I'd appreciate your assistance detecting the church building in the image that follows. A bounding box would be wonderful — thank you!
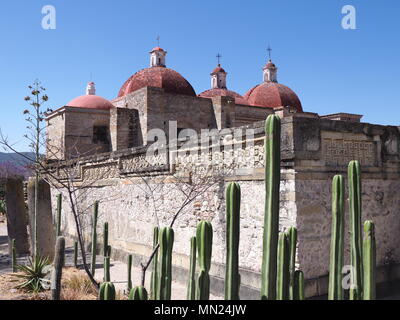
[46,46,361,159]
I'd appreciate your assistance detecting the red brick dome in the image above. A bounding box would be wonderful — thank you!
[198,88,249,105]
[244,82,302,112]
[67,95,114,110]
[118,66,196,98]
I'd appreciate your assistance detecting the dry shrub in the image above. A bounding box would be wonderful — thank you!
[60,267,97,300]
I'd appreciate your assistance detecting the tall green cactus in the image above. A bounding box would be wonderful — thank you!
[74,241,78,268]
[99,282,116,300]
[104,256,111,282]
[276,232,290,300]
[156,227,174,300]
[11,238,16,273]
[196,221,213,300]
[51,236,65,300]
[129,286,148,300]
[225,182,241,300]
[261,114,281,300]
[348,160,363,300]
[187,236,197,300]
[363,220,376,300]
[91,201,99,276]
[150,226,159,300]
[127,254,133,292]
[328,175,345,300]
[103,222,109,258]
[293,270,305,300]
[56,194,62,237]
[286,227,297,300]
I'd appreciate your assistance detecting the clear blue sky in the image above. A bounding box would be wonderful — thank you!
[0,0,399,151]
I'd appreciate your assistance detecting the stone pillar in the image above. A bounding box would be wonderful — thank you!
[27,178,55,260]
[212,96,236,129]
[5,178,30,255]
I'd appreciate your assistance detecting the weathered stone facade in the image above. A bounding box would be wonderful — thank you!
[46,86,278,161]
[48,115,400,298]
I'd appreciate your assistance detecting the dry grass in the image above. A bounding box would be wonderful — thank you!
[60,267,97,300]
[0,267,98,300]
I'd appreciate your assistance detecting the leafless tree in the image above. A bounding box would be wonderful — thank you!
[135,161,233,287]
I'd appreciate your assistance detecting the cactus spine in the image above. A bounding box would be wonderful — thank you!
[150,226,159,300]
[129,286,148,300]
[225,182,241,300]
[276,232,290,300]
[99,282,116,300]
[286,227,297,300]
[74,241,78,268]
[103,221,109,258]
[363,220,376,300]
[293,270,305,300]
[187,236,197,300]
[261,114,281,300]
[91,201,99,276]
[328,175,345,300]
[11,238,16,273]
[348,160,363,300]
[51,236,65,300]
[127,254,133,292]
[196,221,213,300]
[56,194,62,237]
[156,227,174,300]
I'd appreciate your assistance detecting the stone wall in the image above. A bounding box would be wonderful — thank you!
[48,116,400,297]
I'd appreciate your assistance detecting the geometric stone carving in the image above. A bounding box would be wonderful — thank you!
[323,138,377,167]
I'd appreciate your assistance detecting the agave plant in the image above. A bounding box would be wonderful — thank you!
[13,255,51,293]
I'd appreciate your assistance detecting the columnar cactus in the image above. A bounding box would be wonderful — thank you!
[293,270,305,300]
[196,221,213,300]
[99,282,116,300]
[150,226,159,300]
[225,182,241,300]
[156,227,174,300]
[56,194,62,237]
[286,227,297,300]
[99,245,115,300]
[363,220,376,300]
[328,175,345,300]
[104,256,111,282]
[261,114,281,300]
[11,238,16,273]
[187,236,197,300]
[276,232,290,300]
[74,241,78,268]
[129,286,148,300]
[103,221,109,258]
[348,160,363,300]
[91,201,99,276]
[51,236,65,300]
[127,254,133,292]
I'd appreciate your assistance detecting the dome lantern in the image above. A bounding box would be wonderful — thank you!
[263,60,278,83]
[150,47,167,67]
[86,81,96,95]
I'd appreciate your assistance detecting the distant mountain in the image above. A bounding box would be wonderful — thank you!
[0,152,35,164]
[0,152,35,179]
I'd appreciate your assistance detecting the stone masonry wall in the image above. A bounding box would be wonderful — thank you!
[48,116,400,297]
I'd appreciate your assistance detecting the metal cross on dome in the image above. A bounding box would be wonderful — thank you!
[156,35,160,47]
[216,53,222,65]
[267,45,272,60]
